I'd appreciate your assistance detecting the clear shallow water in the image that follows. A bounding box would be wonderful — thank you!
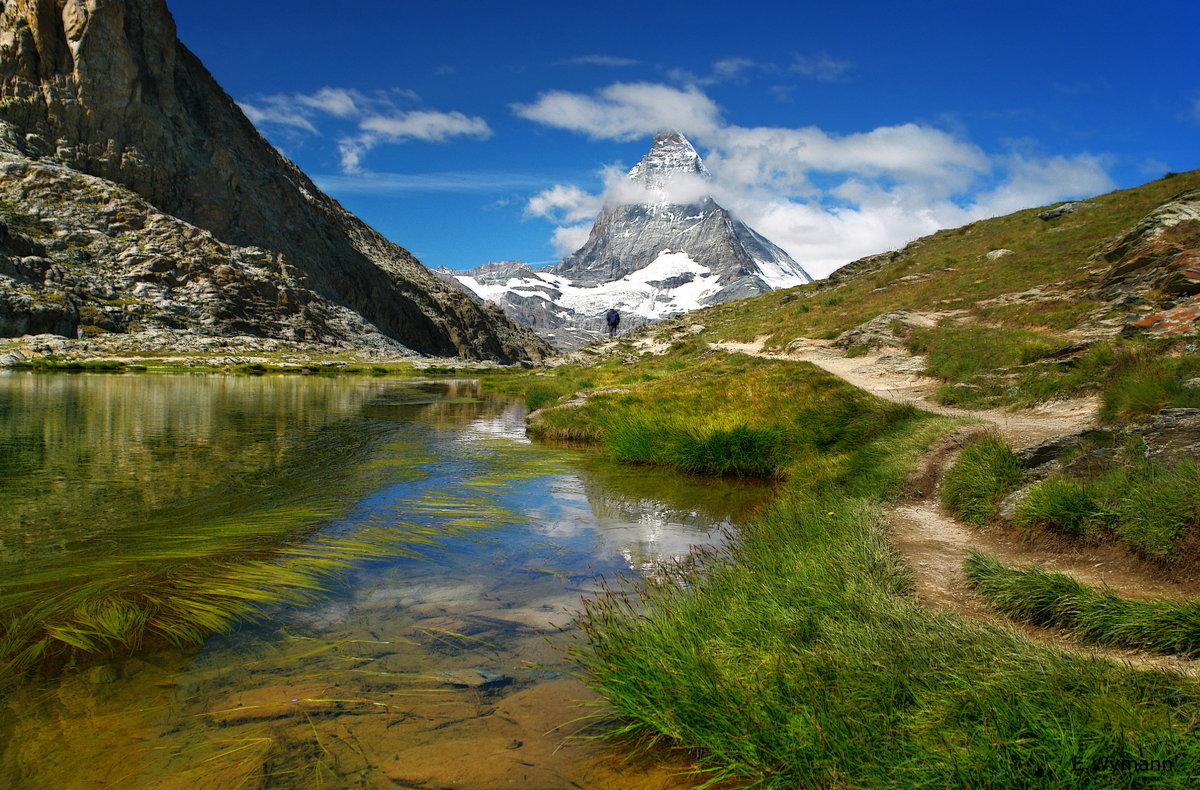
[0,373,772,788]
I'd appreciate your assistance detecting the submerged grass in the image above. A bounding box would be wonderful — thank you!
[0,380,538,682]
[965,550,1200,657]
[0,453,418,680]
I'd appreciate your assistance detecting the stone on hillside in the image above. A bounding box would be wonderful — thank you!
[1010,410,1200,488]
[986,249,1014,260]
[998,486,1034,521]
[1093,189,1200,337]
[1014,428,1114,471]
[1139,408,1200,464]
[834,311,938,351]
[1038,202,1096,220]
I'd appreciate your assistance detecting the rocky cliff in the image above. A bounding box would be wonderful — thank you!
[1091,188,1200,336]
[0,0,550,361]
[454,132,812,350]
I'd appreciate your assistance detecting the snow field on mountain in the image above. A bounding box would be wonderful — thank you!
[752,256,809,290]
[456,249,721,320]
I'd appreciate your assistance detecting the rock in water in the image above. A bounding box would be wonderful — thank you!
[0,0,550,362]
[436,668,512,688]
[453,131,812,349]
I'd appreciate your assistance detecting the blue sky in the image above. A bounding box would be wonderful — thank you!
[172,0,1199,278]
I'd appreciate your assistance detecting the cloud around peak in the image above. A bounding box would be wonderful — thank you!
[513,81,1115,275]
[512,82,721,141]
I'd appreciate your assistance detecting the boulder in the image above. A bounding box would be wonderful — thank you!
[1038,202,1096,221]
[437,668,513,688]
[834,310,938,351]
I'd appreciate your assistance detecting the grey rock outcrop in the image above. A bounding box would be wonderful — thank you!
[0,0,549,362]
[1014,410,1200,476]
[1089,188,1200,339]
[833,310,939,351]
[1037,202,1096,221]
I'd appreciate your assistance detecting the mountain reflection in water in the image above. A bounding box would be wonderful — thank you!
[0,373,772,788]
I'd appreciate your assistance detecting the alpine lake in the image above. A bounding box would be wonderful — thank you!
[0,372,774,789]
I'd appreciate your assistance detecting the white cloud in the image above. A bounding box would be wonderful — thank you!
[512,82,721,141]
[295,87,363,118]
[790,52,853,81]
[526,184,605,223]
[550,224,594,256]
[337,137,370,174]
[668,55,851,88]
[708,124,989,193]
[359,110,491,142]
[715,152,1114,277]
[711,57,757,80]
[514,81,1117,277]
[1139,158,1170,176]
[971,153,1114,217]
[238,100,317,133]
[239,87,488,173]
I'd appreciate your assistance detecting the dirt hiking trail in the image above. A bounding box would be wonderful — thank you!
[710,335,1200,673]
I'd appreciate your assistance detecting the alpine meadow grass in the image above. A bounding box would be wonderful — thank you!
[496,351,1200,788]
[940,433,1023,524]
[966,550,1200,657]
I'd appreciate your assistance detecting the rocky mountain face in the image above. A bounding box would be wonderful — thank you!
[0,0,549,362]
[1091,188,1200,336]
[454,132,812,349]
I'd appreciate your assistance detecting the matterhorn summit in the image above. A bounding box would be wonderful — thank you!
[455,132,813,349]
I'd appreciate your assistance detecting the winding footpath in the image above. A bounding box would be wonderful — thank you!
[709,335,1200,674]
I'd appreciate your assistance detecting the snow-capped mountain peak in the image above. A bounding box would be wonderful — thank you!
[453,133,813,350]
[627,130,712,193]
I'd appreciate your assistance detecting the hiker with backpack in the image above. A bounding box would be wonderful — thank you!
[605,308,620,338]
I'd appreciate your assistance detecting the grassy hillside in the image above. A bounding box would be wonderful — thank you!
[695,169,1200,346]
[482,342,1200,788]
[586,169,1198,416]
[481,170,1200,787]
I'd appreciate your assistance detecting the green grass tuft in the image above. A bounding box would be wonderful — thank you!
[965,550,1200,657]
[522,353,920,479]
[941,433,1023,524]
[908,325,1063,381]
[1016,461,1200,558]
[1099,343,1200,423]
[1015,477,1113,536]
[1114,462,1200,557]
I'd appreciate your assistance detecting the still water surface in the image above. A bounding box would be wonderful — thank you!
[0,373,771,788]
